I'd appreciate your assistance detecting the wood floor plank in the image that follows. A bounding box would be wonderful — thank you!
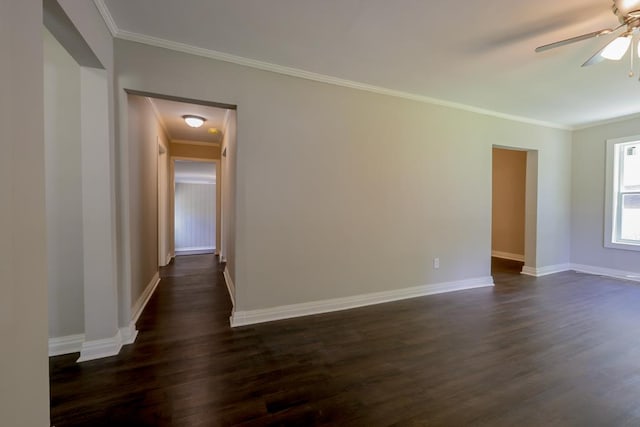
[50,256,640,425]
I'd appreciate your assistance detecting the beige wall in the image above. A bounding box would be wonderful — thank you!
[126,94,170,309]
[115,39,572,314]
[492,148,527,258]
[0,0,50,425]
[170,141,221,159]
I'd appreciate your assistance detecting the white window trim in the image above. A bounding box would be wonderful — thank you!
[604,135,640,252]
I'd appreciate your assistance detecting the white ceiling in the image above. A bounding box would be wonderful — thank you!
[148,97,228,143]
[102,0,640,128]
[174,160,216,184]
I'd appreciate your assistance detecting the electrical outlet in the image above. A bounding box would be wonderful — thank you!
[433,257,440,269]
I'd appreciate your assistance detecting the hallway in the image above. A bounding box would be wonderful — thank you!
[50,256,640,426]
[50,255,233,426]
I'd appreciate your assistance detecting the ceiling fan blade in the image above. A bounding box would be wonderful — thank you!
[582,34,632,67]
[535,29,612,52]
[581,44,609,67]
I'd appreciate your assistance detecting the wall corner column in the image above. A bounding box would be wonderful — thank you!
[77,66,121,362]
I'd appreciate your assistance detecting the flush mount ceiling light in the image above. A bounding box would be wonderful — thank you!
[536,0,640,80]
[182,115,206,128]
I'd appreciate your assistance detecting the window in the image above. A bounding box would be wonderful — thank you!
[605,136,640,250]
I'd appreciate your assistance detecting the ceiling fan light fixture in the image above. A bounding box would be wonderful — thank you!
[601,35,632,60]
[183,115,206,128]
[614,0,640,17]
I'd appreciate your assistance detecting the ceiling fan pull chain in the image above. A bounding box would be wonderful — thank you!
[637,37,640,82]
[630,37,635,78]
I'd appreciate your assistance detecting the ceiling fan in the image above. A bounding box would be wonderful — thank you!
[536,0,640,75]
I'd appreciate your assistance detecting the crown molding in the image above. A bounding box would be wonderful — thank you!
[95,1,571,131]
[572,111,640,131]
[118,30,572,131]
[93,0,118,37]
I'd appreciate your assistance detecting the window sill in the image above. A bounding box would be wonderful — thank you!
[604,241,640,252]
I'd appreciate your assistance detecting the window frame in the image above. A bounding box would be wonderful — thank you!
[604,135,640,251]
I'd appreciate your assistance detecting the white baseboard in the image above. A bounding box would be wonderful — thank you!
[570,263,640,283]
[159,252,173,267]
[230,276,494,327]
[132,271,160,324]
[175,247,215,256]
[491,251,524,262]
[50,326,138,360]
[49,323,140,359]
[51,273,159,361]
[521,263,571,277]
[119,271,160,348]
[48,333,85,356]
[77,331,122,362]
[166,253,173,265]
[223,266,235,307]
[119,322,139,345]
[72,272,160,362]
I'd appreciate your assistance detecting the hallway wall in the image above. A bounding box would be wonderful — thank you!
[126,94,170,308]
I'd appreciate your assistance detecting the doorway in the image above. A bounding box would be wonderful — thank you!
[491,146,537,275]
[173,160,217,256]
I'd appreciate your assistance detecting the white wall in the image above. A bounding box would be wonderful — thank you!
[114,40,572,314]
[44,0,122,360]
[572,118,640,273]
[0,0,50,424]
[58,0,113,70]
[44,28,85,338]
[175,182,216,251]
[56,0,130,331]
[78,66,121,354]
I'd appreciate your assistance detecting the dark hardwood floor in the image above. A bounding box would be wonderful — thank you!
[50,255,640,426]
